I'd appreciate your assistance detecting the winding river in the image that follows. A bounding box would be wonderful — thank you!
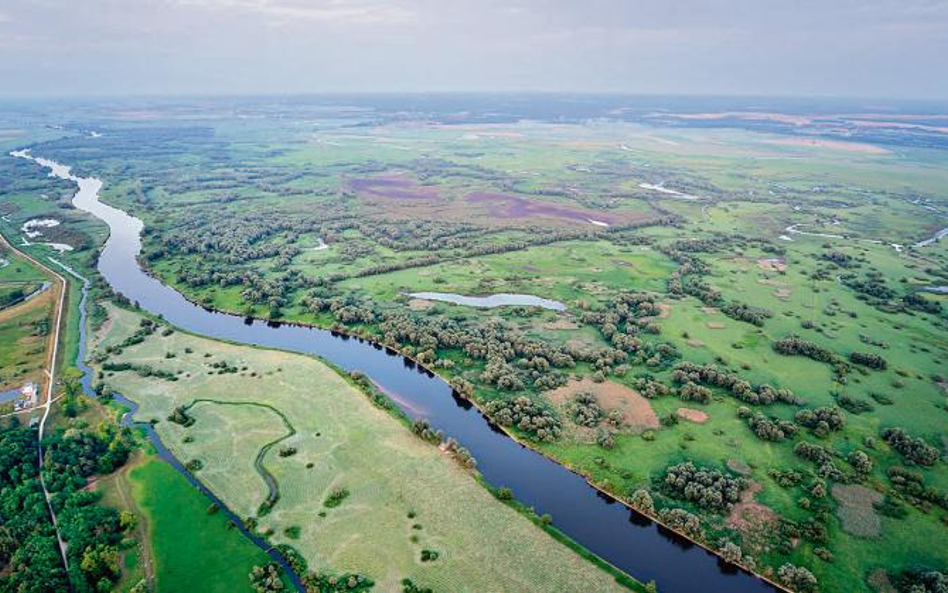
[13,150,772,593]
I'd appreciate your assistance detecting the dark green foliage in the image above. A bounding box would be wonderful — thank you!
[720,302,773,326]
[887,466,948,510]
[0,424,132,593]
[892,567,948,593]
[881,427,940,466]
[484,396,561,442]
[401,578,434,593]
[903,292,943,315]
[849,351,887,370]
[323,487,350,508]
[249,562,285,592]
[794,406,846,435]
[168,405,195,426]
[661,461,745,511]
[303,570,374,592]
[671,362,800,405]
[835,394,873,415]
[773,336,849,379]
[567,392,602,427]
[777,563,818,592]
[741,409,798,441]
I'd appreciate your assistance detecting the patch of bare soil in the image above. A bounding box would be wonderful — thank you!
[756,258,787,272]
[547,378,659,431]
[728,481,777,534]
[676,407,708,423]
[407,299,435,311]
[700,306,717,314]
[687,339,705,347]
[706,322,726,329]
[542,317,579,330]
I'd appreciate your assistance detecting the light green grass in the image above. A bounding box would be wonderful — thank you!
[96,305,632,592]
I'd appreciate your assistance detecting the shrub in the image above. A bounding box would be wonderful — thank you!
[849,351,887,370]
[485,396,562,442]
[777,563,818,592]
[881,427,940,466]
[567,392,603,427]
[324,487,350,508]
[658,508,702,538]
[662,461,744,511]
[795,406,845,435]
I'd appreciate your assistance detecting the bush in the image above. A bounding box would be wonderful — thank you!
[567,392,603,427]
[795,406,845,435]
[485,396,561,442]
[881,427,940,466]
[662,461,744,511]
[324,487,350,508]
[849,351,887,370]
[777,563,818,592]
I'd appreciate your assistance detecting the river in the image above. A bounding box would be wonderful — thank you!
[12,150,772,593]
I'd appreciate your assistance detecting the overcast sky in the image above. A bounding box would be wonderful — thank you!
[1,0,946,98]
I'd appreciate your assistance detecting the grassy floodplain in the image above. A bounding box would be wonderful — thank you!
[2,96,948,591]
[93,304,632,592]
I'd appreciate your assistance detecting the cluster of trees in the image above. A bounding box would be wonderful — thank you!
[0,425,69,591]
[632,375,673,399]
[772,335,850,380]
[96,317,158,359]
[794,406,846,435]
[887,466,948,511]
[737,407,797,441]
[903,292,943,315]
[0,422,135,593]
[719,302,773,327]
[661,239,776,328]
[881,428,941,466]
[777,564,818,592]
[892,567,948,593]
[793,441,847,481]
[102,361,179,382]
[661,461,745,511]
[580,292,680,367]
[249,563,284,592]
[302,570,374,592]
[849,351,887,370]
[671,362,801,406]
[657,508,703,539]
[168,405,195,426]
[484,396,562,442]
[820,250,857,268]
[567,392,603,427]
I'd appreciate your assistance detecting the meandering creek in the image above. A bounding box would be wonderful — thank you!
[12,150,771,593]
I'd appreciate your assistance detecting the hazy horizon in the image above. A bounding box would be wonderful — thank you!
[1,0,947,100]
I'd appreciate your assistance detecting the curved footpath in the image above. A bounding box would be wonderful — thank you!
[12,150,776,593]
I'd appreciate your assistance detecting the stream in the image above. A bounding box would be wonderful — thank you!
[12,150,772,593]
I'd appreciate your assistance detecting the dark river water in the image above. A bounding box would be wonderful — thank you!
[13,150,772,593]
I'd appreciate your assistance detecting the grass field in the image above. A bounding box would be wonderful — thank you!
[126,452,274,593]
[93,305,631,592]
[0,239,55,394]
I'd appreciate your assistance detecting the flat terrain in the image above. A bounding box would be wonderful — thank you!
[93,305,629,592]
[3,96,948,591]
